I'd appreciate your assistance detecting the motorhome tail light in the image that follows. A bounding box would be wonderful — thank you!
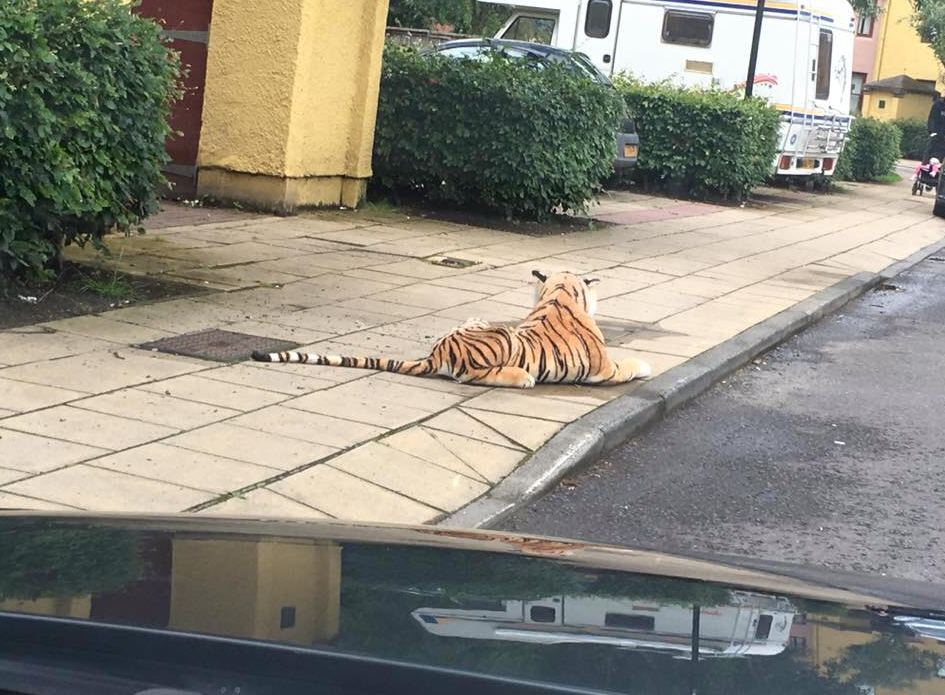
[823,157,834,171]
[779,155,792,170]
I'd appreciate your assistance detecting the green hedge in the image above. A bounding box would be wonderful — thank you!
[372,46,625,219]
[0,0,180,284]
[0,523,140,601]
[835,118,902,181]
[614,78,781,200]
[892,118,927,160]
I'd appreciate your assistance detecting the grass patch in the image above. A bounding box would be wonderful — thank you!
[873,173,902,184]
[361,197,401,214]
[74,272,134,299]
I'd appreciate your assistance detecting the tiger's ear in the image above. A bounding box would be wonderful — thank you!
[583,277,601,287]
[531,270,548,282]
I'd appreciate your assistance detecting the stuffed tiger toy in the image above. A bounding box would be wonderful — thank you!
[251,270,651,389]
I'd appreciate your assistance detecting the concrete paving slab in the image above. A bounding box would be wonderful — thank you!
[165,423,337,470]
[11,178,937,522]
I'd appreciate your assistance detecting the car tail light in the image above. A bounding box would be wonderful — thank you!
[823,158,834,171]
[779,155,792,170]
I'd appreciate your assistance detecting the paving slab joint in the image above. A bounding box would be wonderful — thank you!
[438,236,945,530]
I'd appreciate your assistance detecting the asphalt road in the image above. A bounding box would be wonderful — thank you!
[501,255,945,584]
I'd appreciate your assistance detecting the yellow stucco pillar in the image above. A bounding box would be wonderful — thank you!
[196,0,390,211]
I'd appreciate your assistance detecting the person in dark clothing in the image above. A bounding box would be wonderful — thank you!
[924,93,945,162]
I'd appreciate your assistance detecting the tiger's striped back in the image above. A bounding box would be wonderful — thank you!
[251,271,649,388]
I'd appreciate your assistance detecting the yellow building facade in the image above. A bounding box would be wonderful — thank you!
[862,0,944,120]
[195,0,391,211]
[799,612,945,695]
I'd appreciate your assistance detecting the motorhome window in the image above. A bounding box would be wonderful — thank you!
[755,615,773,640]
[815,30,832,99]
[503,16,556,44]
[530,606,557,623]
[456,599,506,612]
[585,0,613,38]
[662,10,714,48]
[605,614,656,630]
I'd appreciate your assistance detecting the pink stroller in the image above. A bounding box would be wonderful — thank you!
[912,157,941,196]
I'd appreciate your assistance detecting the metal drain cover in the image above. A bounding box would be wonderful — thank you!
[137,329,300,363]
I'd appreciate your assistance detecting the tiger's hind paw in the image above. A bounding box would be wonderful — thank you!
[615,357,650,382]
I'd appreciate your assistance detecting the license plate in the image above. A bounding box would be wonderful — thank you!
[798,157,817,169]
[623,144,638,158]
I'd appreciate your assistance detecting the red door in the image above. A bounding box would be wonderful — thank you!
[133,1,214,199]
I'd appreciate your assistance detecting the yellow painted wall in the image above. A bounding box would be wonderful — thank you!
[286,0,390,180]
[197,0,390,209]
[863,90,937,120]
[0,596,91,619]
[169,538,341,646]
[803,615,945,695]
[864,0,943,119]
[871,0,942,85]
[195,0,300,177]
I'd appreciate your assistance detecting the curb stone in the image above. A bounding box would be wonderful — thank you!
[439,236,945,530]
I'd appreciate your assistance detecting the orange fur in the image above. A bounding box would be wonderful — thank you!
[252,271,651,388]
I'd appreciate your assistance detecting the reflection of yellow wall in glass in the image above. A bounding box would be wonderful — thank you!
[169,539,341,646]
[0,596,91,619]
[802,614,945,695]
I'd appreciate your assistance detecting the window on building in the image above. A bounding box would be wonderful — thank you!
[878,99,886,108]
[850,72,866,114]
[855,15,874,36]
[790,636,809,651]
[503,15,556,44]
[585,0,613,38]
[662,10,714,47]
[280,606,296,629]
[815,29,833,100]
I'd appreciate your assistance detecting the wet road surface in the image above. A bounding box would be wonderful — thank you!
[501,256,945,583]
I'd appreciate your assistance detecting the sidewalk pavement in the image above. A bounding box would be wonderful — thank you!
[0,180,942,523]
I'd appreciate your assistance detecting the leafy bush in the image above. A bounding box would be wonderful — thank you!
[387,0,511,35]
[372,46,626,219]
[0,522,140,601]
[835,117,902,181]
[893,118,928,159]
[0,0,180,285]
[614,78,781,200]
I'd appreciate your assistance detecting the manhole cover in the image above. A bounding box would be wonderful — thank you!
[137,329,300,363]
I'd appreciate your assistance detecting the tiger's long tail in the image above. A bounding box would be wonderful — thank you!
[251,350,437,377]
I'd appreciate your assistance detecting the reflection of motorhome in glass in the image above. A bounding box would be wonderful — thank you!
[480,0,855,179]
[412,590,796,657]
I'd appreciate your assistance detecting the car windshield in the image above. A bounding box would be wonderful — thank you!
[435,45,491,60]
[570,52,612,85]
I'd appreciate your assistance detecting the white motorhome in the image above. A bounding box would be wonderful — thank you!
[480,0,856,178]
[412,591,796,658]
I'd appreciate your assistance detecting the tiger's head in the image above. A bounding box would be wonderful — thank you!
[532,270,601,316]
